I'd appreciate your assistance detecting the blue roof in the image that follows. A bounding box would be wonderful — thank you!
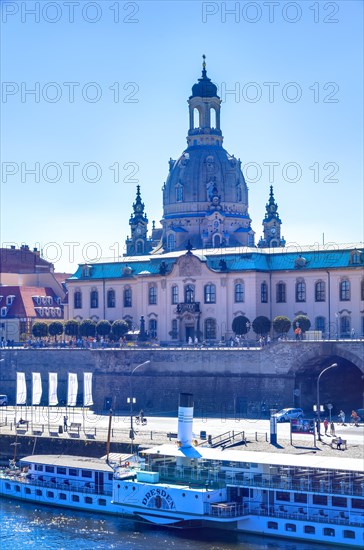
[67,246,363,281]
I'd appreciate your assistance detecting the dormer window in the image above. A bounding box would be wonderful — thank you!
[47,296,53,305]
[82,265,92,278]
[1,307,7,317]
[32,296,41,305]
[6,295,15,306]
[349,250,362,265]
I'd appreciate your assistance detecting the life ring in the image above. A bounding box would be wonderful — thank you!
[125,461,130,467]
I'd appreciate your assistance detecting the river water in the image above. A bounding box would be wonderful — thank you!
[0,498,330,550]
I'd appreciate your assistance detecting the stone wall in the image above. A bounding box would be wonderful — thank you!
[0,341,362,413]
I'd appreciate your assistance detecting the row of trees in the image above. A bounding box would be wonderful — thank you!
[32,314,311,341]
[31,319,130,341]
[232,315,311,337]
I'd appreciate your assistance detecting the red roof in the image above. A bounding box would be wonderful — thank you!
[0,286,64,319]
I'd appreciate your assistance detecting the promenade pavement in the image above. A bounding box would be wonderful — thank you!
[1,407,363,459]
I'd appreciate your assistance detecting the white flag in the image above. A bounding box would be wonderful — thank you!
[83,372,93,407]
[32,372,42,405]
[49,372,58,406]
[16,372,27,405]
[67,373,78,407]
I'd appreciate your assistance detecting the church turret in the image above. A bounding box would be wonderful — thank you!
[258,186,285,248]
[187,55,223,148]
[125,186,153,255]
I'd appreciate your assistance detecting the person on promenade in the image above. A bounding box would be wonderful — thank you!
[323,418,329,435]
[336,436,343,450]
[351,410,359,427]
[338,410,346,425]
[63,415,68,432]
[330,421,336,436]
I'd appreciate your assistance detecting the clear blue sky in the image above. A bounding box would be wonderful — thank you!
[1,0,363,273]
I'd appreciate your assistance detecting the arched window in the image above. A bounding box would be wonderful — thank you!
[149,285,157,305]
[340,280,350,301]
[315,316,326,334]
[193,107,200,128]
[204,318,216,340]
[90,289,98,309]
[74,291,82,309]
[276,282,286,303]
[204,284,216,304]
[167,234,175,252]
[175,184,183,202]
[340,316,350,337]
[315,281,325,302]
[124,287,132,308]
[185,284,195,303]
[171,285,179,305]
[296,281,306,302]
[107,289,115,308]
[136,240,144,254]
[236,184,242,202]
[149,319,157,339]
[234,282,244,303]
[213,234,221,247]
[210,106,216,128]
[261,282,268,303]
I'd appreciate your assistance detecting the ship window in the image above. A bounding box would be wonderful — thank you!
[98,499,106,506]
[72,495,79,502]
[343,530,355,539]
[195,495,199,499]
[285,523,296,532]
[69,469,79,477]
[323,528,335,537]
[35,465,43,471]
[108,474,113,481]
[294,493,307,503]
[304,525,315,534]
[45,466,54,473]
[5,482,10,490]
[81,470,92,478]
[352,498,364,509]
[313,495,327,505]
[57,467,66,475]
[276,491,290,502]
[332,496,347,507]
[85,497,93,504]
[268,521,278,530]
[36,489,42,496]
[60,493,67,500]
[25,487,31,494]
[15,485,21,492]
[47,491,54,498]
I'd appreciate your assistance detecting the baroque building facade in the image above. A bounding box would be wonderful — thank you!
[67,62,364,342]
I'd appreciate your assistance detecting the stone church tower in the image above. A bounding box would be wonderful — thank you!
[160,57,255,252]
[125,185,153,255]
[258,186,286,248]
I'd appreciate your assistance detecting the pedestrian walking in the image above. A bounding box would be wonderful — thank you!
[330,421,335,436]
[315,418,321,438]
[323,418,329,435]
[338,410,346,425]
[63,415,68,432]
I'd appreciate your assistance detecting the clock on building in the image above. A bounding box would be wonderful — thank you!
[270,227,276,235]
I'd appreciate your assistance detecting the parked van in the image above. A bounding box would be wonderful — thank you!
[0,394,8,406]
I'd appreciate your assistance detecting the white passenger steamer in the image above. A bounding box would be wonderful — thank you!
[1,394,363,547]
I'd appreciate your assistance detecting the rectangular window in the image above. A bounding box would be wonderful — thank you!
[60,493,67,500]
[81,470,93,478]
[285,523,296,532]
[57,467,67,475]
[313,495,327,505]
[294,493,307,503]
[35,465,43,471]
[323,528,335,537]
[261,282,268,303]
[47,491,54,498]
[25,487,31,494]
[343,530,355,539]
[276,283,286,303]
[68,469,79,477]
[276,491,290,502]
[171,286,179,305]
[85,496,93,504]
[36,489,42,496]
[98,498,107,506]
[268,521,278,530]
[72,495,80,502]
[332,496,347,507]
[45,466,54,473]
[304,525,315,534]
[352,498,364,509]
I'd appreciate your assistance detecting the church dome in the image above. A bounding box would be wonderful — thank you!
[190,69,218,99]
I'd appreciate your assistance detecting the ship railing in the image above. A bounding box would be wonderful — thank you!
[22,477,112,496]
[247,506,364,527]
[204,502,248,518]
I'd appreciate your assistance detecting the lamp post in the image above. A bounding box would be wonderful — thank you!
[335,313,340,340]
[246,321,251,348]
[128,360,151,453]
[316,363,338,441]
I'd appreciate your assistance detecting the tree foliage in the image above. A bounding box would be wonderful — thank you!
[232,315,250,335]
[252,316,271,336]
[64,319,80,337]
[48,321,64,340]
[111,319,129,340]
[79,319,96,338]
[96,320,111,337]
[293,315,311,333]
[32,321,49,338]
[273,316,291,335]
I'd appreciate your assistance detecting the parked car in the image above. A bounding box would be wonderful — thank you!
[0,394,8,406]
[274,408,304,422]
